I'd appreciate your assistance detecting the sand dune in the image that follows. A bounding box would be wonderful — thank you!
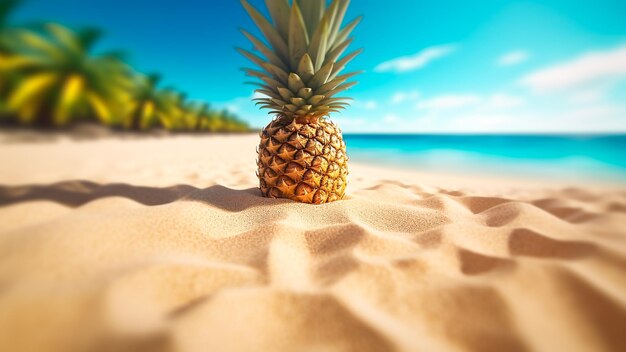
[0,134,625,352]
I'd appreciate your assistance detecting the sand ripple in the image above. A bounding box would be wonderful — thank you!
[0,135,625,352]
[0,180,625,352]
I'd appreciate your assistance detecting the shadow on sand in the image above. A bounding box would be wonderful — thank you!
[0,180,282,212]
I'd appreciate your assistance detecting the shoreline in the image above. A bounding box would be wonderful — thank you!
[0,129,626,189]
[1,130,622,191]
[351,161,626,192]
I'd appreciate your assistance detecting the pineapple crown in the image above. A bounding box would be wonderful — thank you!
[238,0,362,123]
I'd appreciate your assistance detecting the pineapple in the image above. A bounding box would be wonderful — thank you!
[239,0,361,204]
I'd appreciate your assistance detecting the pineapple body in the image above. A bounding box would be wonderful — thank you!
[239,0,361,203]
[258,116,347,204]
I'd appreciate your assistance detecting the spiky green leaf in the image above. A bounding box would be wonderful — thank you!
[297,53,315,82]
[328,0,350,46]
[284,104,298,112]
[255,89,281,100]
[308,95,325,105]
[324,38,352,65]
[291,97,305,106]
[316,70,361,95]
[254,98,272,106]
[240,0,289,63]
[324,81,357,98]
[307,15,329,71]
[244,68,272,80]
[241,29,288,70]
[330,16,361,51]
[309,62,333,89]
[237,48,272,73]
[277,87,294,101]
[264,0,290,40]
[321,97,353,105]
[297,87,312,99]
[329,48,362,79]
[245,81,275,92]
[288,1,309,70]
[296,0,325,38]
[258,76,283,90]
[263,63,289,84]
[287,73,305,92]
[271,98,289,106]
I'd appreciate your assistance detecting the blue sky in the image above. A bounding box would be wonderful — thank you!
[12,0,626,132]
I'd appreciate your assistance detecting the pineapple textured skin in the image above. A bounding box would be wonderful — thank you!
[258,117,348,204]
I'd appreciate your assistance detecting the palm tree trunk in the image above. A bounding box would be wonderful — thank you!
[131,109,142,130]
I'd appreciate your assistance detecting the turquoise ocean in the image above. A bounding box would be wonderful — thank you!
[343,134,626,183]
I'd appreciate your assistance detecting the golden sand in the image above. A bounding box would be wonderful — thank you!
[0,134,625,352]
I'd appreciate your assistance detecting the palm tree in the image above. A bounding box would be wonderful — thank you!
[179,101,201,131]
[156,90,187,130]
[0,0,19,31]
[190,103,248,133]
[198,105,226,132]
[125,73,177,130]
[0,1,249,132]
[193,103,213,131]
[224,109,249,132]
[0,23,132,126]
[182,101,224,132]
[0,0,19,51]
[0,0,21,115]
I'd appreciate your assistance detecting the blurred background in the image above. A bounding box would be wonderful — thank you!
[1,0,625,182]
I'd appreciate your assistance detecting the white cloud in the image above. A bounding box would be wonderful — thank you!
[450,113,520,131]
[421,102,625,133]
[520,44,626,93]
[486,94,525,109]
[568,89,606,104]
[364,100,378,110]
[414,93,524,112]
[337,101,626,133]
[567,104,626,121]
[417,94,481,110]
[353,100,378,110]
[390,90,420,104]
[374,44,456,73]
[406,93,526,132]
[383,113,399,123]
[497,50,529,66]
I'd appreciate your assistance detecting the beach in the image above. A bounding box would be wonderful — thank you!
[0,133,625,352]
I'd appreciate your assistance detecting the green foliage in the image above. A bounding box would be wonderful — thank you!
[0,0,20,112]
[0,23,132,126]
[0,0,250,132]
[0,0,20,30]
[124,73,171,130]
